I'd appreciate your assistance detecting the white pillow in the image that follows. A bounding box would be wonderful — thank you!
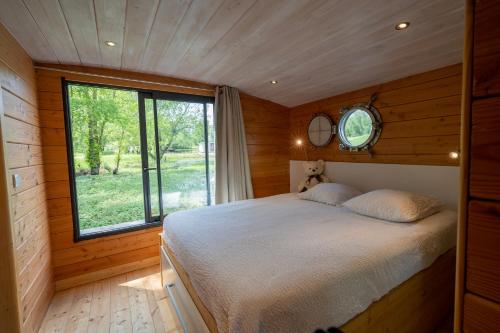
[342,189,444,222]
[298,183,362,206]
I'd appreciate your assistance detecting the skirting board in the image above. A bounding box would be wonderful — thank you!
[290,161,459,209]
[55,256,160,291]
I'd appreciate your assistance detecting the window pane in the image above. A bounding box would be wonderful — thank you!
[68,84,144,233]
[156,100,209,213]
[344,109,372,146]
[149,170,160,217]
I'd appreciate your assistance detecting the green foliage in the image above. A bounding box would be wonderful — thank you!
[151,100,206,161]
[344,109,372,145]
[75,152,214,229]
[69,84,210,174]
[69,85,137,174]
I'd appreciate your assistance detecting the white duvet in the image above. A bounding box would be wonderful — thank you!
[163,194,456,333]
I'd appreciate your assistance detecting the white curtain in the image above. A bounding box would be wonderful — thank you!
[215,86,254,204]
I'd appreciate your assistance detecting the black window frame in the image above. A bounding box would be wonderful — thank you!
[62,78,215,241]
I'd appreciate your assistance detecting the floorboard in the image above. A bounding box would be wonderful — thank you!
[38,265,182,333]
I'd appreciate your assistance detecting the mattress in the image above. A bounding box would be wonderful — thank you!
[163,193,457,333]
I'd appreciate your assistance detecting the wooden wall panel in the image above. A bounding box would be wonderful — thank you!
[464,293,500,333]
[36,64,289,290]
[240,93,290,197]
[17,242,50,302]
[6,143,43,169]
[11,183,46,221]
[0,90,21,333]
[8,165,44,195]
[2,90,39,125]
[0,22,52,333]
[289,64,462,166]
[0,62,37,107]
[13,204,47,248]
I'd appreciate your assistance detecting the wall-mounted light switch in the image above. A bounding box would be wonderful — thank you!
[12,174,22,188]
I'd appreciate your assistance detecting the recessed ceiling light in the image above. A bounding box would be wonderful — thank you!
[270,80,278,84]
[105,41,116,47]
[395,22,410,30]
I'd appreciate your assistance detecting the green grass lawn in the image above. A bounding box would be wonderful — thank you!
[74,152,214,230]
[347,133,370,146]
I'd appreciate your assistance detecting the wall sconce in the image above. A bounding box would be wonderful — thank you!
[294,138,309,160]
[449,151,460,159]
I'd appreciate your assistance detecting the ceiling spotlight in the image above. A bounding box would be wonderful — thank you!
[270,80,278,84]
[105,41,116,47]
[395,22,410,30]
[449,151,459,159]
[296,139,303,146]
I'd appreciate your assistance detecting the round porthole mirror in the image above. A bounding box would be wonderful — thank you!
[307,113,336,147]
[338,98,382,151]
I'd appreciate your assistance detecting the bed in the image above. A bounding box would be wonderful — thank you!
[160,193,456,333]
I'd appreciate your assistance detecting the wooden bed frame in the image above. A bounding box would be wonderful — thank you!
[160,235,455,333]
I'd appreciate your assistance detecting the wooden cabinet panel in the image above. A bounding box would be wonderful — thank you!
[464,293,500,333]
[473,0,500,97]
[467,200,500,303]
[470,97,500,200]
[459,1,500,332]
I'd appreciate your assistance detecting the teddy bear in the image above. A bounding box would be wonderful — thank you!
[298,159,330,192]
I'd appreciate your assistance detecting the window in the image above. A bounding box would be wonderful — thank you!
[338,103,382,152]
[341,108,373,146]
[64,81,215,240]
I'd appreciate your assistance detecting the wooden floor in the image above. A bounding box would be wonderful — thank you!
[38,266,182,333]
[39,265,454,333]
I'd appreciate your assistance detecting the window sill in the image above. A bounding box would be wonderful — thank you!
[76,219,162,242]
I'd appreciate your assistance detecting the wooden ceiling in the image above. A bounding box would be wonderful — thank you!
[0,0,463,107]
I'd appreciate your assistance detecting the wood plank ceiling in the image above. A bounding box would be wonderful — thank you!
[0,0,463,107]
